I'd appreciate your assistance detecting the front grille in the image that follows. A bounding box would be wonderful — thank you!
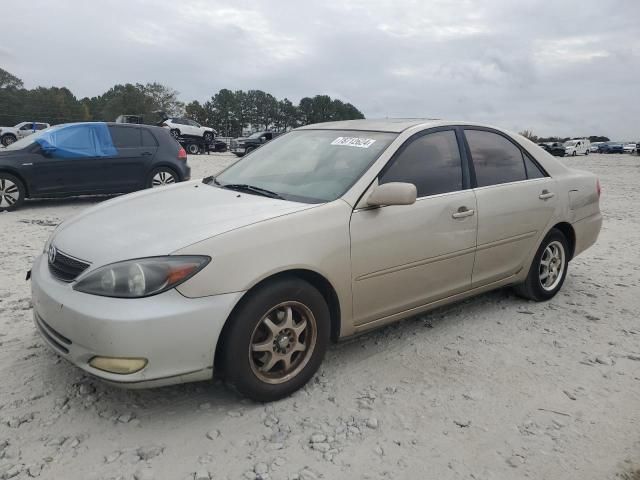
[35,313,72,354]
[48,249,90,282]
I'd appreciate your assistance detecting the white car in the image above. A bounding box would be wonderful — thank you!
[160,117,216,142]
[564,139,590,156]
[31,119,602,401]
[623,143,637,153]
[0,121,50,146]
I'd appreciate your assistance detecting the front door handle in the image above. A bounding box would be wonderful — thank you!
[452,206,475,219]
[141,151,153,156]
[539,189,555,200]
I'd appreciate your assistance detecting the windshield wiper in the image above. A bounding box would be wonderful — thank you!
[220,183,284,200]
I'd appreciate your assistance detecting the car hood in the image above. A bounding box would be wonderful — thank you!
[51,181,315,266]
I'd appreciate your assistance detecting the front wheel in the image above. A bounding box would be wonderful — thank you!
[203,132,213,143]
[170,129,180,139]
[0,173,25,211]
[514,228,569,301]
[147,167,178,188]
[221,277,330,402]
[1,134,17,147]
[585,149,589,155]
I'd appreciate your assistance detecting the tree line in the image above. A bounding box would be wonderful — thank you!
[0,67,364,137]
[519,129,610,144]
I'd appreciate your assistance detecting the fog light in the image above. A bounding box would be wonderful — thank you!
[89,356,147,374]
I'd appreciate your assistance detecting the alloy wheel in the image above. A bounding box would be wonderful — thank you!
[2,136,15,146]
[0,178,20,208]
[151,170,176,187]
[539,240,565,291]
[249,301,317,385]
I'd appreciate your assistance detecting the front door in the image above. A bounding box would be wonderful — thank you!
[463,128,558,287]
[350,129,477,326]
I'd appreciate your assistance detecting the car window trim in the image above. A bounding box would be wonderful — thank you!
[377,126,471,199]
[461,126,550,188]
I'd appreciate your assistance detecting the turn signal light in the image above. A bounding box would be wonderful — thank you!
[89,356,148,374]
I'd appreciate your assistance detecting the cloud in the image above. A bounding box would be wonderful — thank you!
[1,0,639,139]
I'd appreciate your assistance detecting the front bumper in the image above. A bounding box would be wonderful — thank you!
[31,254,243,388]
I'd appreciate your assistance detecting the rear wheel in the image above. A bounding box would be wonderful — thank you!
[514,228,569,301]
[0,173,25,211]
[572,151,577,156]
[221,277,330,402]
[1,134,17,147]
[585,149,589,155]
[147,167,178,188]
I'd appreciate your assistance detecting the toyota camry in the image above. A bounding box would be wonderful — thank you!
[31,119,602,401]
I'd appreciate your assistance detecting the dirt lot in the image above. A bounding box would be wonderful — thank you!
[0,152,638,480]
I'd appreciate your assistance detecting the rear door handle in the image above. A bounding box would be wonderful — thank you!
[452,206,475,219]
[539,190,555,200]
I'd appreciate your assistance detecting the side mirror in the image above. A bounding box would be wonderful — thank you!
[367,182,417,207]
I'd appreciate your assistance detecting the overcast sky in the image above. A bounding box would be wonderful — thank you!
[2,0,639,139]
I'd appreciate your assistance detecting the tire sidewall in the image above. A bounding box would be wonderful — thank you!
[203,132,213,142]
[0,173,25,211]
[222,277,330,401]
[528,229,569,300]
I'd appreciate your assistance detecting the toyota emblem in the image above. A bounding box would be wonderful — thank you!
[48,245,57,264]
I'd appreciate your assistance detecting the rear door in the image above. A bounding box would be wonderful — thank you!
[464,128,557,287]
[105,125,156,191]
[31,126,107,195]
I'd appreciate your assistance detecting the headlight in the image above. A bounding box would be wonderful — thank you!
[73,256,210,298]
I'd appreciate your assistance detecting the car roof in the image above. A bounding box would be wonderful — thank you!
[296,118,510,133]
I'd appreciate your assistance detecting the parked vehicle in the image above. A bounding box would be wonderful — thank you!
[160,117,216,143]
[0,121,50,146]
[623,143,637,153]
[599,142,624,154]
[230,131,279,156]
[590,142,603,153]
[539,142,566,157]
[115,115,144,124]
[0,122,190,211]
[563,139,590,156]
[31,119,601,401]
[179,136,228,155]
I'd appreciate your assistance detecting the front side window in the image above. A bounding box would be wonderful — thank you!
[215,130,397,203]
[380,130,463,197]
[465,129,527,187]
[20,123,35,131]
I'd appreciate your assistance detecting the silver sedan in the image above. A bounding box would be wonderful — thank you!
[31,119,602,401]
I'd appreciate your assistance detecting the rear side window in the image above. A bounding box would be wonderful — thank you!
[141,129,158,147]
[524,155,546,179]
[109,126,142,148]
[465,129,526,187]
[380,130,463,197]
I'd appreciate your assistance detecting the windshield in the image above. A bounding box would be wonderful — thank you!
[247,132,264,139]
[1,125,64,151]
[564,140,577,147]
[215,129,397,203]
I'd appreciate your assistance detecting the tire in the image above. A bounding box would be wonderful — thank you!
[572,151,577,156]
[203,132,213,143]
[0,173,26,211]
[147,166,178,188]
[585,149,589,156]
[514,228,569,302]
[169,129,180,139]
[1,134,17,147]
[245,146,255,155]
[221,277,330,402]
[187,143,199,155]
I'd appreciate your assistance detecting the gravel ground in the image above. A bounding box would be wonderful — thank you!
[0,152,638,480]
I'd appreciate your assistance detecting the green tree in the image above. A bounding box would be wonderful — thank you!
[0,67,23,89]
